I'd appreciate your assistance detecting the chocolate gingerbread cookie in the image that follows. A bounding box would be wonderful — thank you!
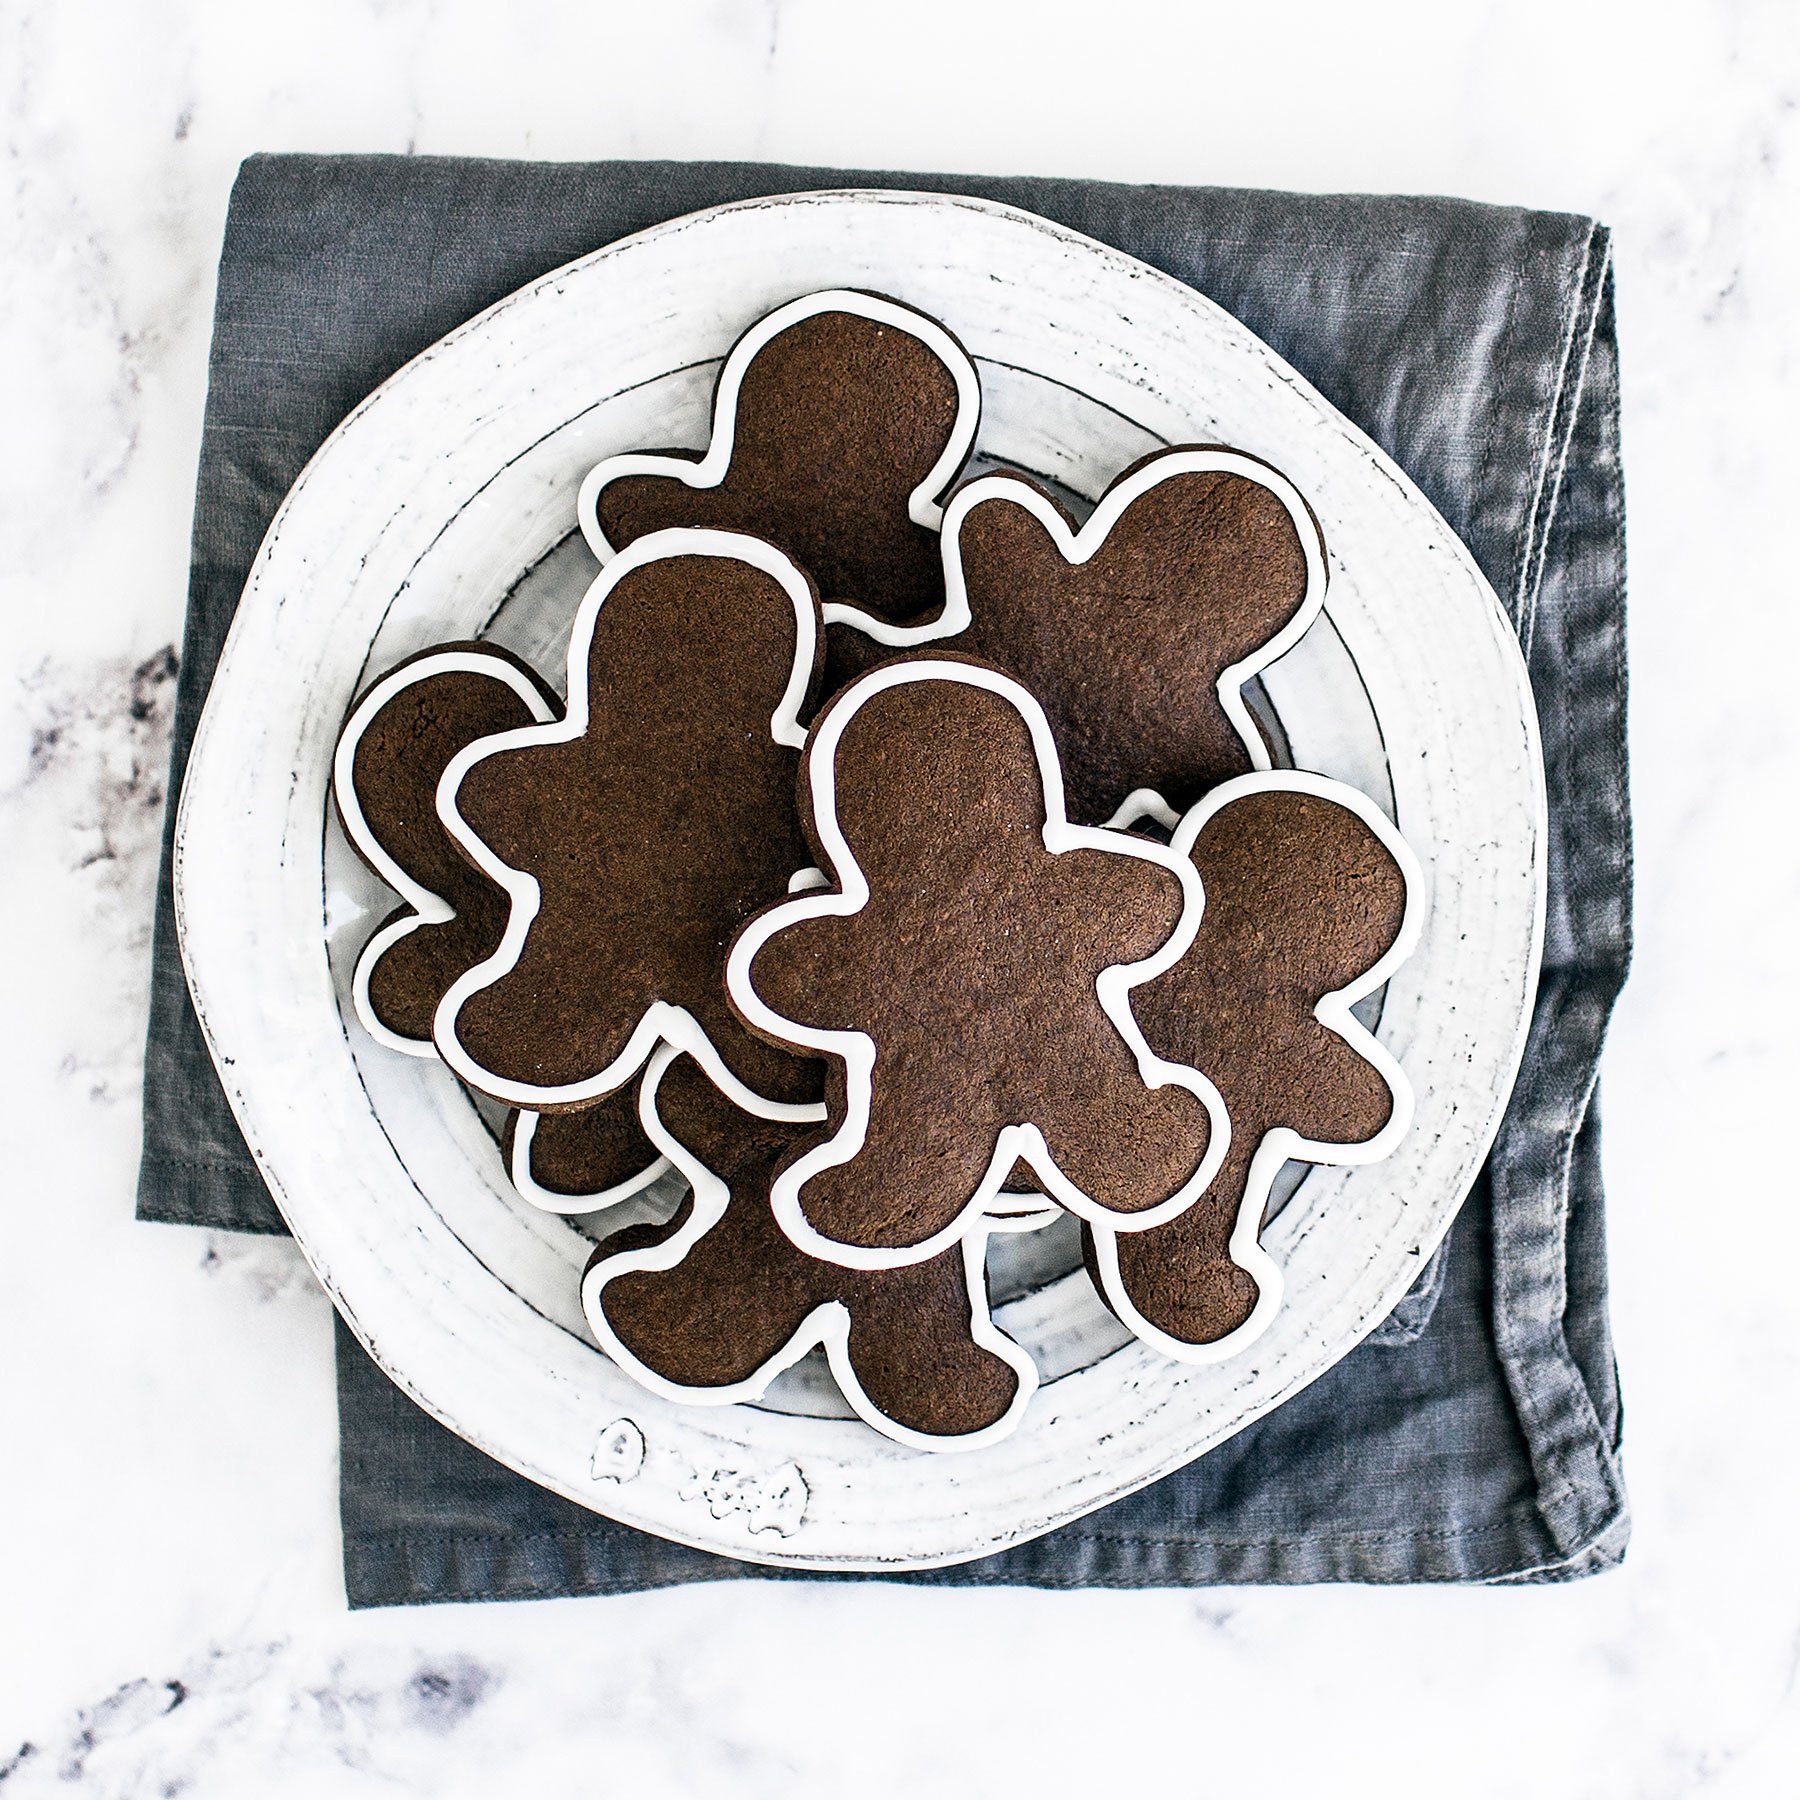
[1088,773,1422,1358]
[583,1046,1038,1451]
[434,528,826,1121]
[847,446,1326,827]
[579,289,980,634]
[728,655,1226,1269]
[333,643,558,1055]
[333,645,670,1209]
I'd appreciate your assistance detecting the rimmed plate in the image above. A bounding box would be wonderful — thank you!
[174,190,1544,1570]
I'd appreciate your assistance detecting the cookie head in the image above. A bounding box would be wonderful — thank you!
[582,291,980,630]
[939,447,1325,824]
[729,657,1224,1269]
[434,531,824,1114]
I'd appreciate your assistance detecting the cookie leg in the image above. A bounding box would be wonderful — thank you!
[1086,1138,1265,1347]
[839,1248,1029,1441]
[591,1191,832,1391]
[362,896,508,1046]
[507,1084,664,1212]
[787,1069,1001,1258]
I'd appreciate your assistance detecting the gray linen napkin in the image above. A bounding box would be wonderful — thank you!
[139,155,1629,1603]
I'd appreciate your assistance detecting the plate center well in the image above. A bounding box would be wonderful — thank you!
[323,357,1396,1418]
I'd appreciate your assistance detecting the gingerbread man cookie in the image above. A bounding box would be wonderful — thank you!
[332,643,668,1209]
[583,1045,1039,1452]
[578,289,981,634]
[727,655,1228,1270]
[1089,772,1423,1360]
[840,446,1326,828]
[434,529,827,1123]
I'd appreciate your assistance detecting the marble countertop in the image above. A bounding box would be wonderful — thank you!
[4,0,1797,1793]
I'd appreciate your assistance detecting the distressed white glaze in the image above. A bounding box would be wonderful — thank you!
[173,190,1542,1570]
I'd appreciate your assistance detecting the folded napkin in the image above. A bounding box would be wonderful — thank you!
[140,154,1629,1605]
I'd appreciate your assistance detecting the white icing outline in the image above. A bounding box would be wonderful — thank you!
[845,450,1329,761]
[332,647,558,1059]
[726,658,1232,1272]
[580,1044,1040,1454]
[507,1108,671,1216]
[577,288,983,618]
[1087,768,1426,1365]
[1103,788,1182,833]
[433,528,828,1126]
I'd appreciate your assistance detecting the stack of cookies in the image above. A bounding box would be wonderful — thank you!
[332,291,1421,1453]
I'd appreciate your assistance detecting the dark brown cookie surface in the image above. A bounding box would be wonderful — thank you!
[334,643,557,1049]
[504,1086,662,1208]
[436,533,823,1113]
[586,291,979,632]
[730,657,1220,1267]
[582,1051,1034,1448]
[1092,777,1415,1351]
[925,447,1324,826]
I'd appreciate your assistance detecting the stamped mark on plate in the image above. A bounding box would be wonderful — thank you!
[590,1418,646,1484]
[682,1461,809,1536]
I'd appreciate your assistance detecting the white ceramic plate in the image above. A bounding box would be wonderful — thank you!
[175,190,1544,1570]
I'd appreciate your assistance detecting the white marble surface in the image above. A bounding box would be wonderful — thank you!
[2,0,1796,1793]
